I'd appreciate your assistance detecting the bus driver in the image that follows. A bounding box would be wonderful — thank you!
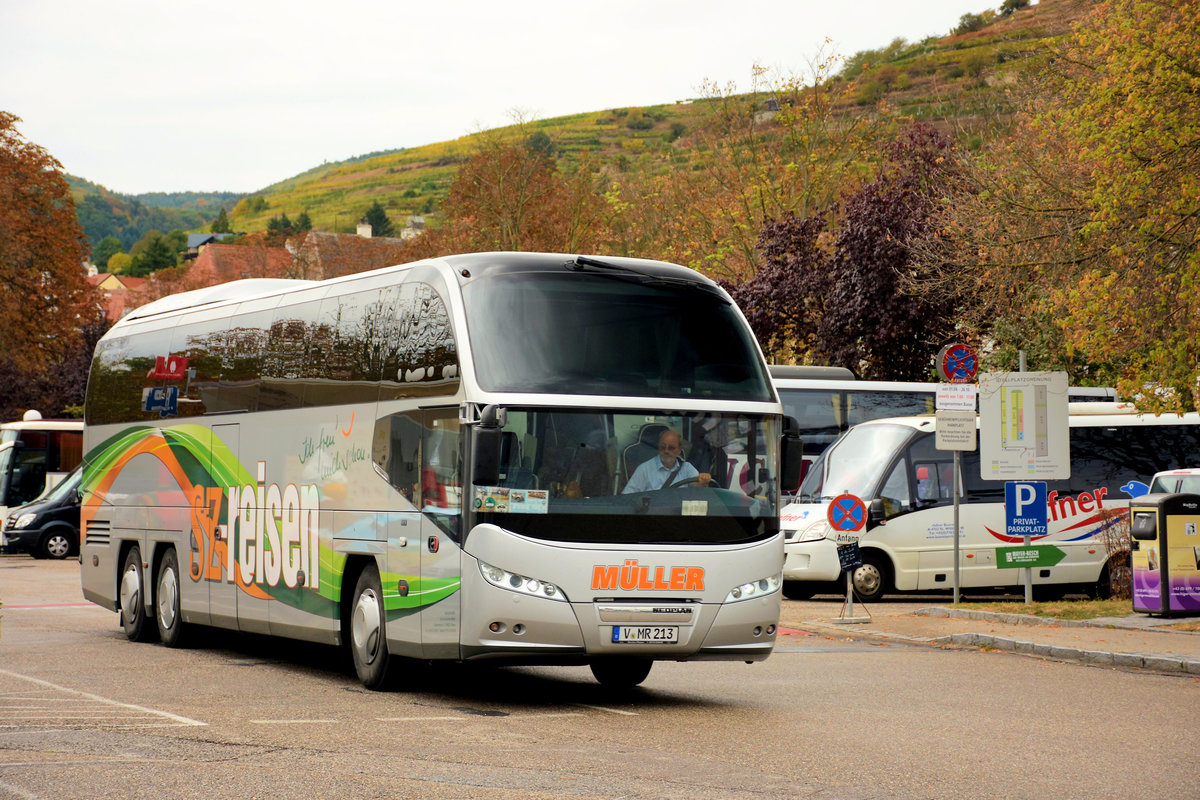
[622,429,712,493]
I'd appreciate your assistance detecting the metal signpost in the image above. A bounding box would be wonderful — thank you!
[935,343,979,605]
[979,372,1070,604]
[1004,480,1049,602]
[827,493,870,624]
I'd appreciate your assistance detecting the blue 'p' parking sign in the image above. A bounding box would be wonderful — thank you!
[1005,481,1048,538]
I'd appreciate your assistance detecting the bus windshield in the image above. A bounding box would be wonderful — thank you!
[798,422,914,502]
[472,408,780,545]
[462,272,772,401]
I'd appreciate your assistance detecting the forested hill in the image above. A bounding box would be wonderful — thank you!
[67,0,1082,246]
[66,175,238,250]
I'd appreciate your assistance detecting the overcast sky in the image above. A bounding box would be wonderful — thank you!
[2,0,985,195]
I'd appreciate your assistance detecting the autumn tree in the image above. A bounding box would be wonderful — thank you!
[0,112,94,373]
[926,0,1200,409]
[602,61,885,283]
[413,124,606,255]
[729,124,961,378]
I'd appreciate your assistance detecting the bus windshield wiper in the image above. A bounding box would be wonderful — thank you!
[566,256,727,299]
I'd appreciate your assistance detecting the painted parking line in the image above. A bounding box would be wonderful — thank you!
[0,668,206,728]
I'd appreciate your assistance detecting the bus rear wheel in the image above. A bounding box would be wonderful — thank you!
[120,546,155,642]
[349,564,393,690]
[156,548,188,647]
[851,552,890,602]
[589,658,652,689]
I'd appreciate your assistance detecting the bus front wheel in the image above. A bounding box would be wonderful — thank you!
[589,658,652,689]
[119,546,154,642]
[851,553,890,602]
[349,564,393,690]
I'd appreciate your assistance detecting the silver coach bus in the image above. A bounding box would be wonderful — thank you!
[81,252,801,689]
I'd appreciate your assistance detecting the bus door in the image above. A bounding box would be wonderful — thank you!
[419,408,462,659]
[376,411,424,657]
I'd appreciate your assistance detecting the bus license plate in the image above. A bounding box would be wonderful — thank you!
[612,625,678,644]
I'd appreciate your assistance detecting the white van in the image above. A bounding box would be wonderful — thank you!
[781,405,1200,600]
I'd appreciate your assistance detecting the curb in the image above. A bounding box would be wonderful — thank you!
[930,631,1200,676]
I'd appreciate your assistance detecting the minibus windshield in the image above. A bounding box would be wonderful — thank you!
[798,423,915,502]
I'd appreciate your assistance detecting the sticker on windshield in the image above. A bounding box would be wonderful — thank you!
[473,487,549,514]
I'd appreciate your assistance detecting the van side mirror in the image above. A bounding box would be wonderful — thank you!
[868,498,887,528]
[779,417,804,493]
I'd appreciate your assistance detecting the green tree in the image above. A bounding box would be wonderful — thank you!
[128,232,178,276]
[211,207,232,233]
[91,235,123,269]
[1000,0,1030,16]
[363,201,394,237]
[295,210,312,232]
[0,112,94,373]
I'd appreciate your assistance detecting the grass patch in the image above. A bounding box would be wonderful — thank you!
[955,599,1131,620]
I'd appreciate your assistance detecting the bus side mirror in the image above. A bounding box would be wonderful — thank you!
[780,418,804,493]
[471,405,505,486]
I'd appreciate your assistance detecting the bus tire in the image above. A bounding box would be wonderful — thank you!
[350,563,393,690]
[851,552,890,602]
[781,581,816,601]
[39,527,75,560]
[156,548,188,647]
[589,658,652,689]
[119,546,155,642]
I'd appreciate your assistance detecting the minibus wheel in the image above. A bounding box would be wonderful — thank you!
[590,658,652,689]
[851,553,890,602]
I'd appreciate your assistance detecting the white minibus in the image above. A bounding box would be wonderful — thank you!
[780,404,1200,600]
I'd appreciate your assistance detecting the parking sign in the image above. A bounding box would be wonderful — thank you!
[1005,481,1048,538]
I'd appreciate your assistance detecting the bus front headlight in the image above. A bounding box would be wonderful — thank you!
[725,572,781,602]
[13,513,36,530]
[478,560,569,602]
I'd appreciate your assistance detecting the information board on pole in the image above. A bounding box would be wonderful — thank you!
[978,372,1070,480]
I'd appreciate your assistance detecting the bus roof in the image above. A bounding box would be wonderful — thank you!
[855,403,1199,432]
[769,365,856,381]
[0,419,83,432]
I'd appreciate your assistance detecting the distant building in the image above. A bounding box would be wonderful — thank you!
[184,232,238,260]
[88,272,148,321]
[357,218,373,238]
[401,216,426,240]
[287,230,410,280]
[126,243,295,310]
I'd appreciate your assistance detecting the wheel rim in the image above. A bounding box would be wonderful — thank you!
[120,563,141,618]
[46,534,70,558]
[352,588,382,665]
[157,564,178,631]
[853,563,882,597]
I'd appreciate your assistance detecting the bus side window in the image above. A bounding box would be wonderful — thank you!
[372,412,422,507]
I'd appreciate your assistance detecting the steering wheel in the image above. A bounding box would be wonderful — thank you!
[667,476,709,489]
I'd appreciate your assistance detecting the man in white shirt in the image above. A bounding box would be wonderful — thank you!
[622,429,711,493]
